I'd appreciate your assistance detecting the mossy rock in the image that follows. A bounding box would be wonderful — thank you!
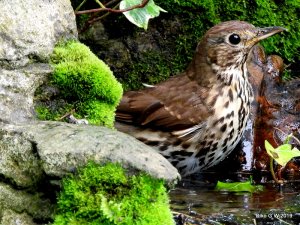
[36,40,123,128]
[53,162,175,225]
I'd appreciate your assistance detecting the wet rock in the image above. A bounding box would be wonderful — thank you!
[247,47,300,180]
[247,45,266,98]
[241,46,288,174]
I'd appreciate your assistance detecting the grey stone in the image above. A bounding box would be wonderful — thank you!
[0,63,51,123]
[2,121,180,185]
[0,0,77,124]
[0,126,43,188]
[0,0,77,68]
[1,209,37,225]
[0,182,53,221]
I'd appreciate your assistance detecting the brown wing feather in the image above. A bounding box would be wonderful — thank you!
[116,73,213,131]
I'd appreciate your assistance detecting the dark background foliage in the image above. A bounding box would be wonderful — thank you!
[73,0,300,90]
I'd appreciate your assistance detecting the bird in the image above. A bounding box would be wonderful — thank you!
[115,20,286,176]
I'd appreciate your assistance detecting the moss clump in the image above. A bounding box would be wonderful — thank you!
[53,162,175,225]
[46,40,123,128]
[79,100,116,128]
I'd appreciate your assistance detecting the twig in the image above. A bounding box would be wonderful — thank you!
[270,157,283,184]
[87,2,120,24]
[274,127,300,145]
[78,2,121,33]
[76,0,150,14]
[105,0,121,7]
[59,109,76,120]
[93,11,111,21]
[172,211,192,218]
[275,217,294,225]
[75,0,88,11]
[94,0,106,8]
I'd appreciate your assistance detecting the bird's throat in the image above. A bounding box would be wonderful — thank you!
[212,62,247,86]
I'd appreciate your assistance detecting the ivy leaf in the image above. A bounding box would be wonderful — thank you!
[265,140,300,167]
[215,180,264,193]
[120,0,166,30]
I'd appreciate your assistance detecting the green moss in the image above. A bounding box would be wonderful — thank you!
[42,40,123,128]
[35,106,56,121]
[35,103,76,121]
[53,162,175,225]
[78,100,116,127]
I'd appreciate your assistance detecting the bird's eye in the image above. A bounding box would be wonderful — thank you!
[228,34,241,45]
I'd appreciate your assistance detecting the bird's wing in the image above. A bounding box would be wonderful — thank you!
[116,74,213,133]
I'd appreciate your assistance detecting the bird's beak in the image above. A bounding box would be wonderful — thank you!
[246,26,286,46]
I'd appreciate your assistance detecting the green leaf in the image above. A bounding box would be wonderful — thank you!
[120,0,166,30]
[265,140,300,167]
[215,180,264,193]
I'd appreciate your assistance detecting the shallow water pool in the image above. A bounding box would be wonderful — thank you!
[170,173,300,225]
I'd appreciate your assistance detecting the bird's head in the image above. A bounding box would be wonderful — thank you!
[187,20,286,86]
[203,20,286,67]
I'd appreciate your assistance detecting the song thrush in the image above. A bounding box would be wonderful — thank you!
[116,21,285,176]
